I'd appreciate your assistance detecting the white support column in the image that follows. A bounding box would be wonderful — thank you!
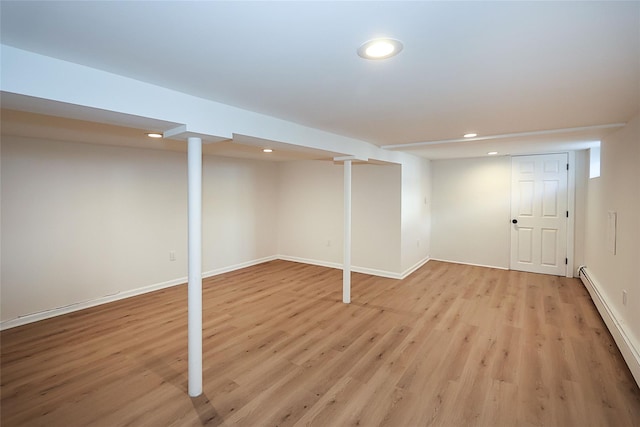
[187,136,203,397]
[343,159,352,304]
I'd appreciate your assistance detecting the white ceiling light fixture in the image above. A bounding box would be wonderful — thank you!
[146,132,163,138]
[263,148,273,153]
[487,151,498,155]
[358,38,403,60]
[463,133,478,138]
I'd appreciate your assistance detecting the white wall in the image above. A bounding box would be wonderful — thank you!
[400,156,431,274]
[203,155,278,270]
[277,160,402,276]
[353,163,402,275]
[431,156,511,269]
[277,161,343,266]
[1,136,279,324]
[583,113,640,374]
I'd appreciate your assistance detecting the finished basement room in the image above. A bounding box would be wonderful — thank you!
[1,2,639,426]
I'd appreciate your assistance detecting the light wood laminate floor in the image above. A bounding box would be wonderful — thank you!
[2,260,639,426]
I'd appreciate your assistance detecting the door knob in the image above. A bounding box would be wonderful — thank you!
[512,219,518,224]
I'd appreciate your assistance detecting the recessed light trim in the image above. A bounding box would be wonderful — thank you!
[463,133,478,138]
[146,132,163,138]
[263,148,273,153]
[358,38,403,60]
[487,151,498,155]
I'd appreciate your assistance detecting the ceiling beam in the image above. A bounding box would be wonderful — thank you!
[381,123,627,150]
[333,155,369,163]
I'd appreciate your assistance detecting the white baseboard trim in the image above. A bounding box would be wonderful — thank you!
[277,255,343,271]
[400,256,431,279]
[579,267,640,387]
[276,255,404,279]
[0,276,185,331]
[354,266,402,280]
[429,258,509,271]
[0,255,278,331]
[202,255,278,279]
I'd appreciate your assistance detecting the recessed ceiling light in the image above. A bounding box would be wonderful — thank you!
[146,132,163,138]
[263,148,273,153]
[464,133,478,138]
[358,38,403,60]
[487,151,498,155]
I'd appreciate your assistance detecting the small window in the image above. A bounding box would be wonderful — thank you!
[589,145,601,179]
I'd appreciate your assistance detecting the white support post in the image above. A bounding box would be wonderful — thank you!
[343,159,352,304]
[187,136,203,397]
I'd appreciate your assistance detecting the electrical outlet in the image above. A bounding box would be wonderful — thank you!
[169,251,176,261]
[622,290,627,306]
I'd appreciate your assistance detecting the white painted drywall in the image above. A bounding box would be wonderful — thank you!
[277,160,402,275]
[400,156,431,274]
[202,155,278,270]
[583,112,640,355]
[277,161,344,266]
[0,136,279,323]
[353,164,402,274]
[431,156,511,269]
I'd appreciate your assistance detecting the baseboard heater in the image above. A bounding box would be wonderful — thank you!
[578,266,640,387]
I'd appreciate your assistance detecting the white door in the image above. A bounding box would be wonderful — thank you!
[510,153,568,276]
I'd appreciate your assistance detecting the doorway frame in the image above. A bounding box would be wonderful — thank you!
[566,150,576,278]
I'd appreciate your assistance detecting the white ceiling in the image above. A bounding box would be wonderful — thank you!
[1,1,638,160]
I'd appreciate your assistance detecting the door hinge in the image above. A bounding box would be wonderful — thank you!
[566,163,569,171]
[565,258,568,265]
[566,211,569,218]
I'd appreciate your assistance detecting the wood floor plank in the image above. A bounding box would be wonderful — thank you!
[2,260,639,426]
